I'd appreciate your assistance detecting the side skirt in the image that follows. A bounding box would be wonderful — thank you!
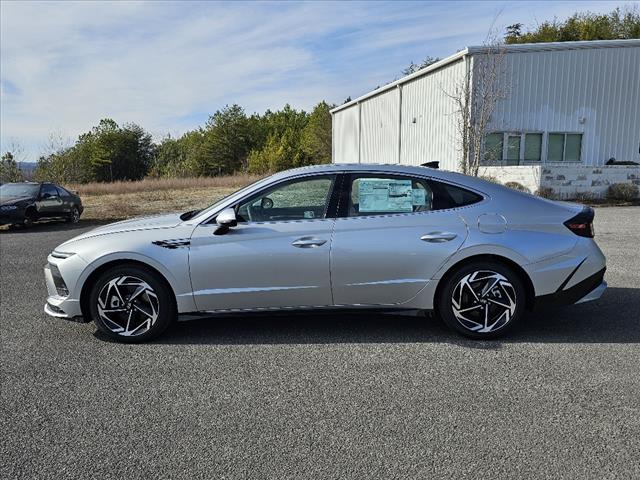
[177,306,428,322]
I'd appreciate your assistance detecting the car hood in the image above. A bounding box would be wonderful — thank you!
[1,195,33,206]
[61,213,185,244]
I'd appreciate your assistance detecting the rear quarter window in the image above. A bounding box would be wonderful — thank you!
[428,180,483,210]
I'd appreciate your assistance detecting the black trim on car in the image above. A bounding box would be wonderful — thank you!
[535,267,606,308]
[554,258,586,293]
[326,173,347,219]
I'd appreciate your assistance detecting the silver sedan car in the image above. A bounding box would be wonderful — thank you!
[44,164,606,342]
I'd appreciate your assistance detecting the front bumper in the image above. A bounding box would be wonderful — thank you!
[43,263,87,321]
[0,210,25,225]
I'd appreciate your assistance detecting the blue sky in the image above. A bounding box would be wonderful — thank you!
[0,0,635,161]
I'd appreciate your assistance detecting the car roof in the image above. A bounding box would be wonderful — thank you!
[269,163,493,189]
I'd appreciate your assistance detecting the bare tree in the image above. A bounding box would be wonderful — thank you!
[446,35,509,176]
[43,130,72,156]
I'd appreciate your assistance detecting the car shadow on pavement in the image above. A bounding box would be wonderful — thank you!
[0,219,112,235]
[101,286,639,347]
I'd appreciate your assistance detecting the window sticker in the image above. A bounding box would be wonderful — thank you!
[412,188,426,206]
[358,179,413,212]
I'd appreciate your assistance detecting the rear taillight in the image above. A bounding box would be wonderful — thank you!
[564,207,595,238]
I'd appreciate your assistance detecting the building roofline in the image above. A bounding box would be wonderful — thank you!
[330,49,468,114]
[330,39,640,114]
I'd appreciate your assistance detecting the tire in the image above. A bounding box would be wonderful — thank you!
[436,261,526,339]
[66,206,80,223]
[23,209,37,227]
[88,264,176,343]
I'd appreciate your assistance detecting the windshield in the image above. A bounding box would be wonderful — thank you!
[0,183,40,199]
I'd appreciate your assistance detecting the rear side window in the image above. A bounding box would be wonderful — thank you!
[56,186,72,197]
[428,180,483,210]
[346,174,482,217]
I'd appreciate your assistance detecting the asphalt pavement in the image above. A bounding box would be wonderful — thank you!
[1,208,639,479]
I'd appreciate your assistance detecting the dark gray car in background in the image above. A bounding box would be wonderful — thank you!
[0,182,83,228]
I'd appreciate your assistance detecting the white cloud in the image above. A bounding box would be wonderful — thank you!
[0,0,633,159]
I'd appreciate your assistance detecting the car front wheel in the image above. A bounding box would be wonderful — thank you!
[436,261,525,339]
[88,264,176,342]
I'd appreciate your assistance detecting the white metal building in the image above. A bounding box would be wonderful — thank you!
[331,39,640,171]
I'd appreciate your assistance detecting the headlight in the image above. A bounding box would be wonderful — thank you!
[51,251,76,259]
[1,205,18,211]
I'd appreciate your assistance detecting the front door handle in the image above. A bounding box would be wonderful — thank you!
[420,232,458,243]
[292,237,327,248]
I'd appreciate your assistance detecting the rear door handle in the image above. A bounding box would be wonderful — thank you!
[420,232,458,243]
[292,237,327,248]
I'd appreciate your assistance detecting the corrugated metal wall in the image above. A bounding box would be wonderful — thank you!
[360,88,400,163]
[332,60,465,167]
[486,45,640,165]
[333,43,640,168]
[332,104,359,163]
[400,58,466,170]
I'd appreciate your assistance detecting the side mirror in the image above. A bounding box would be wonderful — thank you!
[216,208,237,227]
[41,193,52,199]
[214,207,237,235]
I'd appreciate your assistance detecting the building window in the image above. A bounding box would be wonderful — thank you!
[505,134,521,165]
[482,132,543,165]
[547,133,582,162]
[524,133,542,162]
[483,133,503,164]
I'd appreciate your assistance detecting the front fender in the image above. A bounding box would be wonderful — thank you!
[74,250,197,313]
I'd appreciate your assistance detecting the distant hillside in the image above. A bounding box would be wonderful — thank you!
[17,162,37,180]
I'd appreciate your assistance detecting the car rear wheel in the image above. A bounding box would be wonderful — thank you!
[88,264,176,342]
[66,207,80,223]
[436,261,525,339]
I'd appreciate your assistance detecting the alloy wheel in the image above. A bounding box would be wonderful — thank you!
[451,270,516,333]
[97,276,159,337]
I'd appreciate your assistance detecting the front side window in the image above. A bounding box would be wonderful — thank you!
[40,184,59,198]
[236,175,335,223]
[346,174,481,217]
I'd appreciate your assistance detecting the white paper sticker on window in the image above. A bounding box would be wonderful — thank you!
[358,179,413,212]
[412,188,426,206]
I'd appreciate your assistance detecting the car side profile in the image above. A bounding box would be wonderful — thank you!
[43,164,606,342]
[1,182,83,227]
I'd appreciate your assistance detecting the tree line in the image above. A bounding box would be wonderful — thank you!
[401,6,639,76]
[22,101,332,184]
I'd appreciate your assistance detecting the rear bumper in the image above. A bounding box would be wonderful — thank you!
[535,268,606,308]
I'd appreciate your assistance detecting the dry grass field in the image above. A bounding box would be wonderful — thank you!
[68,175,264,222]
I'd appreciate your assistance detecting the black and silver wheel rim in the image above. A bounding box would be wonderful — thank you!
[71,208,79,223]
[451,270,516,333]
[97,276,159,337]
